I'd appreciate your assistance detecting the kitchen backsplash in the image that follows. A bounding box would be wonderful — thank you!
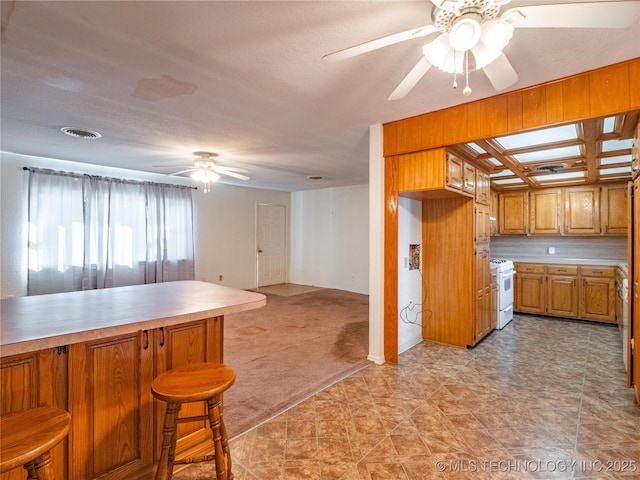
[490,236,627,261]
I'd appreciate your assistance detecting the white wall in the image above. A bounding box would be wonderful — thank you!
[0,152,289,297]
[289,184,369,295]
[397,197,423,354]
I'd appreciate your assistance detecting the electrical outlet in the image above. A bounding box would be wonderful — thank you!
[548,247,555,254]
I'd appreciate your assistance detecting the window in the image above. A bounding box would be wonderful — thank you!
[27,168,194,295]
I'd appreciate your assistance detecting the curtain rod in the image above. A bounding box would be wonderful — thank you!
[23,166,198,190]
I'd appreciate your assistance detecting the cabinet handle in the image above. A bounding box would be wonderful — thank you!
[573,279,576,287]
[558,269,566,272]
[159,327,165,347]
[143,330,149,350]
[57,345,68,355]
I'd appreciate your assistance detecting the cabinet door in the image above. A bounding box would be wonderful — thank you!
[499,192,529,234]
[580,277,616,322]
[515,273,545,313]
[463,162,476,195]
[632,123,639,179]
[490,283,498,330]
[474,287,491,342]
[547,275,579,318]
[475,204,490,245]
[1,349,68,480]
[475,170,490,205]
[565,186,600,234]
[530,189,563,235]
[601,185,628,234]
[68,332,154,480]
[446,155,464,190]
[490,191,499,235]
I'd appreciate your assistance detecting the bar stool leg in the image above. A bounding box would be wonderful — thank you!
[24,462,38,480]
[206,396,228,480]
[156,402,181,480]
[25,451,54,480]
[219,411,233,480]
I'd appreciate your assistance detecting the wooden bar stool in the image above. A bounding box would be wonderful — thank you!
[151,362,236,480]
[0,406,71,480]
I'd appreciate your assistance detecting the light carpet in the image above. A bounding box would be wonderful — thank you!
[221,286,370,439]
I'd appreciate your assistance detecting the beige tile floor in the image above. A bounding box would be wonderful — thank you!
[174,314,640,479]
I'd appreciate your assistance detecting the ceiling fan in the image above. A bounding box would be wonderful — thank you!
[323,0,640,100]
[155,151,249,192]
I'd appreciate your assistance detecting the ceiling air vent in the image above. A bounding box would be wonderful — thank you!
[60,127,102,139]
[535,163,567,174]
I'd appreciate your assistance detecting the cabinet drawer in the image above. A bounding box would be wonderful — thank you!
[516,263,544,274]
[579,266,616,278]
[546,265,578,275]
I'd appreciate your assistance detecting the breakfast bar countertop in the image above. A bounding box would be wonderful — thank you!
[0,281,266,358]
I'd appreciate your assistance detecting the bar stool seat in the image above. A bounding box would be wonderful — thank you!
[1,406,71,480]
[151,362,236,480]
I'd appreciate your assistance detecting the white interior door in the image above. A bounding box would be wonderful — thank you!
[256,203,286,287]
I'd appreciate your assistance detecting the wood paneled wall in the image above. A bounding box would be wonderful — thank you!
[383,58,640,363]
[384,58,640,157]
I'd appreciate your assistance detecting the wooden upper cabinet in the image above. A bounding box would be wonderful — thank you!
[499,191,529,234]
[476,169,490,206]
[601,185,628,235]
[446,154,464,190]
[530,189,563,235]
[565,186,600,234]
[463,162,476,195]
[490,191,499,235]
[396,149,447,192]
[475,203,491,245]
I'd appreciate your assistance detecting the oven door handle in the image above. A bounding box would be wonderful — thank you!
[499,269,516,277]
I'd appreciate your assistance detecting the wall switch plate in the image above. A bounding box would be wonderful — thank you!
[548,247,555,254]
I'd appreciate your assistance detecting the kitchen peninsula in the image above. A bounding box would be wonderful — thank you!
[0,281,266,480]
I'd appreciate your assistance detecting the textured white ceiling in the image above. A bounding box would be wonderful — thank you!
[1,1,639,191]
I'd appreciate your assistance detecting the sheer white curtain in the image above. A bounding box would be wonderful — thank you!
[27,168,194,295]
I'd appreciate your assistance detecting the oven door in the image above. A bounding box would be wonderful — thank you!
[498,269,515,310]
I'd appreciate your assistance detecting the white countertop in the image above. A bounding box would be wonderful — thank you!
[0,281,266,358]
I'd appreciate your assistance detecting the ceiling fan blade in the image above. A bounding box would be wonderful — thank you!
[168,168,196,176]
[217,170,249,181]
[323,24,438,63]
[388,57,433,100]
[215,166,250,174]
[502,1,640,29]
[482,53,518,91]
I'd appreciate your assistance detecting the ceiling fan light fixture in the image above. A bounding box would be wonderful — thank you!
[423,34,463,73]
[480,19,513,51]
[191,167,220,192]
[448,14,482,51]
[470,40,502,69]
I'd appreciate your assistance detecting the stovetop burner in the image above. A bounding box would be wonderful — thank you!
[490,258,514,272]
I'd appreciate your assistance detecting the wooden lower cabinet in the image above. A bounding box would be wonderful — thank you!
[1,317,224,480]
[515,273,546,314]
[0,349,68,480]
[547,275,579,318]
[580,276,616,323]
[68,331,155,480]
[515,263,616,323]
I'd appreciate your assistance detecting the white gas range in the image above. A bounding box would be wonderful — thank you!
[490,259,515,329]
